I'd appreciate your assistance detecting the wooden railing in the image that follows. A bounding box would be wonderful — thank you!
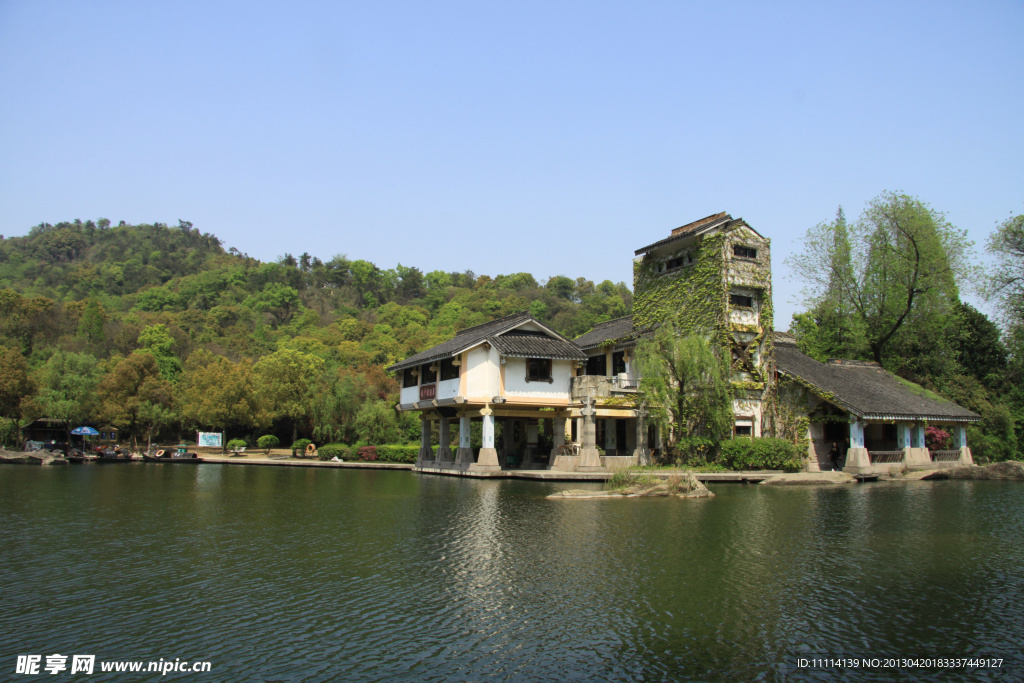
[931,450,962,462]
[869,450,904,464]
[419,383,436,400]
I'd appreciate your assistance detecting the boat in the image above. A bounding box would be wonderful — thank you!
[94,448,134,462]
[143,444,203,463]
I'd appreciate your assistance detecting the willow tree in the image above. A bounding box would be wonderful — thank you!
[636,327,732,462]
[789,192,973,365]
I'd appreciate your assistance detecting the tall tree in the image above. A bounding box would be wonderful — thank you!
[636,326,733,459]
[986,213,1024,328]
[176,350,269,444]
[96,352,173,452]
[0,347,31,418]
[28,351,100,444]
[788,191,973,364]
[253,348,326,444]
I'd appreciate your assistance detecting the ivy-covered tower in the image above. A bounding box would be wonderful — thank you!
[632,212,774,436]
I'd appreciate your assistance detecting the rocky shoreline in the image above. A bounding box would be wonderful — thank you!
[548,472,714,499]
[0,449,69,466]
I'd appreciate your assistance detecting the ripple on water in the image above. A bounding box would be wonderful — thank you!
[1,468,1023,681]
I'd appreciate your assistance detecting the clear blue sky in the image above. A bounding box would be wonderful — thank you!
[1,1,1021,328]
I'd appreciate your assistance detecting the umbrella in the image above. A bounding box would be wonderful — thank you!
[71,426,100,452]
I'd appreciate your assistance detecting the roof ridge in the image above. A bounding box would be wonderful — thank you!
[452,311,529,337]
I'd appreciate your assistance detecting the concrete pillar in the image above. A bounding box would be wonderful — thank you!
[844,420,870,474]
[955,425,967,448]
[416,417,433,468]
[521,420,539,469]
[912,424,926,449]
[454,415,474,467]
[578,399,604,471]
[633,408,650,465]
[551,417,565,454]
[470,409,501,472]
[897,424,911,450]
[437,418,452,466]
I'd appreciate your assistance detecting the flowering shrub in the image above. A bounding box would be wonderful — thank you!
[357,446,379,462]
[925,426,952,451]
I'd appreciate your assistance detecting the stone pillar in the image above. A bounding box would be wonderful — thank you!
[416,417,433,468]
[955,426,967,448]
[470,408,501,472]
[550,417,565,457]
[578,399,604,471]
[904,422,931,469]
[633,408,650,465]
[436,418,452,467]
[454,415,474,467]
[844,419,870,474]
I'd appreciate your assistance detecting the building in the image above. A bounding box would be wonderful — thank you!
[388,212,978,474]
[774,334,979,473]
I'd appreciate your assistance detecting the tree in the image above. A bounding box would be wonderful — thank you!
[137,324,183,381]
[636,326,733,460]
[177,350,269,445]
[986,213,1024,327]
[96,352,173,452]
[254,348,326,443]
[788,192,973,364]
[0,347,32,418]
[28,351,100,444]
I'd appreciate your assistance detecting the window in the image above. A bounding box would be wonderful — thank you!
[440,356,460,381]
[730,293,754,308]
[420,363,437,384]
[585,354,607,376]
[612,351,626,375]
[733,245,757,259]
[402,368,418,388]
[526,358,552,382]
[664,252,694,272]
[734,424,753,437]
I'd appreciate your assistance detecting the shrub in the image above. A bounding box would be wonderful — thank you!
[317,443,351,461]
[925,426,952,451]
[226,438,247,451]
[719,437,803,472]
[257,435,280,454]
[292,438,313,456]
[357,446,379,462]
[669,436,717,467]
[375,444,419,463]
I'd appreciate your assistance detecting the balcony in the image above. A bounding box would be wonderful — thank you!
[571,375,640,401]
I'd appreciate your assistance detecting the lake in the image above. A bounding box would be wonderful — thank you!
[1,464,1022,681]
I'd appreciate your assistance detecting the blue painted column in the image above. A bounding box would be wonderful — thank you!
[897,424,911,449]
[459,416,471,449]
[912,424,926,449]
[955,425,967,448]
[849,420,865,448]
[481,413,495,449]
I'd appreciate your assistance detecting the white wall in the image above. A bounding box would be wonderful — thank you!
[437,377,460,400]
[400,385,419,404]
[465,345,500,399]
[504,358,573,399]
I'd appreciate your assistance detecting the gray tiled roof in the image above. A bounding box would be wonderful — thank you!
[634,212,736,255]
[490,332,587,360]
[386,312,583,372]
[574,316,645,351]
[775,340,980,422]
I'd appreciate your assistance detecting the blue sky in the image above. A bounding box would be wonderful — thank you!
[1,1,1021,328]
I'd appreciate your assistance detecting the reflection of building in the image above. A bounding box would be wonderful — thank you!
[389,212,978,474]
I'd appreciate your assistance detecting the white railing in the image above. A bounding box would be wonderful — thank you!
[869,451,904,464]
[931,450,962,462]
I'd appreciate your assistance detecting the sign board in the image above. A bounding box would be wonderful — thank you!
[197,432,223,448]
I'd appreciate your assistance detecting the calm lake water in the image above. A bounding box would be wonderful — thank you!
[1,464,1022,682]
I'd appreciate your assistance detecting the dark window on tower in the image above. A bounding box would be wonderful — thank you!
[402,368,418,388]
[421,364,437,383]
[586,354,607,376]
[734,424,753,437]
[730,294,754,308]
[612,351,626,375]
[733,245,757,259]
[440,356,460,381]
[526,358,552,382]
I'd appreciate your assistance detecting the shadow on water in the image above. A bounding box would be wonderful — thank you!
[1,466,1022,681]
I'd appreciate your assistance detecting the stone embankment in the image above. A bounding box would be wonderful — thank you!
[0,449,68,466]
[548,472,714,499]
[759,472,855,485]
[921,461,1024,481]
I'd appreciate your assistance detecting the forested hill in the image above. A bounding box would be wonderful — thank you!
[0,219,631,447]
